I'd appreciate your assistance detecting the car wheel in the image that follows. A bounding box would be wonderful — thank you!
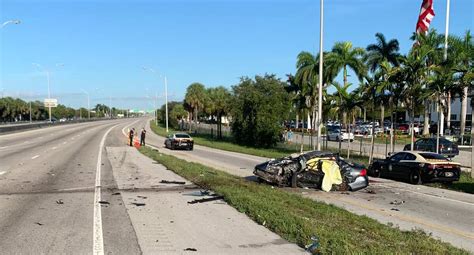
[371,166,381,178]
[291,172,298,188]
[409,170,422,185]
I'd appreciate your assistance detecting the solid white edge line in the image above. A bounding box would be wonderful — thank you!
[0,171,7,176]
[31,155,39,159]
[93,123,119,255]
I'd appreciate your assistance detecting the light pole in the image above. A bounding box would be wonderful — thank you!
[1,19,21,28]
[316,0,324,151]
[143,67,169,132]
[33,63,64,122]
[81,89,91,119]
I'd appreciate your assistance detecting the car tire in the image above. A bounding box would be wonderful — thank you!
[371,166,381,178]
[291,173,298,188]
[409,170,422,185]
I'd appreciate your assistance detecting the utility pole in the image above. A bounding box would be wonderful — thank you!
[165,76,169,133]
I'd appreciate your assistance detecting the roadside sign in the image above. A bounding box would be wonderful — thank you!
[44,98,58,107]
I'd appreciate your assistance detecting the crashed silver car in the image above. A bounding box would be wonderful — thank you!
[254,151,369,192]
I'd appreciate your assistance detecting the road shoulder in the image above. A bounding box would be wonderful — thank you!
[106,146,306,254]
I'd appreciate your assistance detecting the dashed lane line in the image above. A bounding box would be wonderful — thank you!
[31,155,40,160]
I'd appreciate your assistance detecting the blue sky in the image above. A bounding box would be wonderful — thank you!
[1,0,473,110]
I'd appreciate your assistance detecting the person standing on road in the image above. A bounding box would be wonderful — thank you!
[140,128,146,146]
[129,128,135,146]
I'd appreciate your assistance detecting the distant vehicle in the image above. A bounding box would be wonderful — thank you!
[59,118,67,122]
[327,129,354,142]
[164,133,194,150]
[397,123,409,133]
[403,138,459,158]
[369,151,461,184]
[254,151,369,191]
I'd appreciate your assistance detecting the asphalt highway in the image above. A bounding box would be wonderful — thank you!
[136,118,474,252]
[0,118,305,254]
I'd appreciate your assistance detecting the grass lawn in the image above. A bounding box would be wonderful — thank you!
[425,172,474,194]
[151,121,474,194]
[139,146,468,254]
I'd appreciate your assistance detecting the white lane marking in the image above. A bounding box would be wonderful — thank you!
[31,155,40,159]
[0,146,7,149]
[52,146,57,150]
[376,183,474,207]
[0,171,7,176]
[93,123,119,255]
[121,119,141,137]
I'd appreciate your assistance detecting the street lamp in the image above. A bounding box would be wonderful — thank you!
[143,67,169,132]
[81,89,91,119]
[1,19,21,28]
[32,63,64,122]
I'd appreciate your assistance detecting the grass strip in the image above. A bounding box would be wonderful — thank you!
[139,145,467,254]
[151,121,474,194]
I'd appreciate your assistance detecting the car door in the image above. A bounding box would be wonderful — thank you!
[387,152,407,178]
[396,152,417,179]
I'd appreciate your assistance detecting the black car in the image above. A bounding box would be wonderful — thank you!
[254,151,369,192]
[164,133,194,150]
[369,151,461,184]
[403,138,459,158]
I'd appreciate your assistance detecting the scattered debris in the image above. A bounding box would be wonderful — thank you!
[170,221,174,223]
[366,189,376,194]
[77,164,81,166]
[137,196,147,199]
[390,200,405,205]
[340,192,350,195]
[160,180,186,185]
[184,248,197,252]
[305,236,320,253]
[200,190,211,196]
[35,222,43,226]
[98,201,110,205]
[56,199,64,205]
[131,202,146,207]
[112,192,121,195]
[135,177,139,180]
[188,196,224,204]
[390,208,400,211]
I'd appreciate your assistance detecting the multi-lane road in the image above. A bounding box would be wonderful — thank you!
[1,118,473,253]
[0,118,305,254]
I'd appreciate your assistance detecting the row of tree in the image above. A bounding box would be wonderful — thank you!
[0,97,127,122]
[159,29,473,159]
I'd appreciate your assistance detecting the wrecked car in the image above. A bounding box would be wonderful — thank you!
[253,151,369,192]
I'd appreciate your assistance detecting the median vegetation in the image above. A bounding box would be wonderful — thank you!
[139,146,467,254]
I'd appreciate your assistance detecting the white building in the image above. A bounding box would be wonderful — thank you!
[429,97,472,126]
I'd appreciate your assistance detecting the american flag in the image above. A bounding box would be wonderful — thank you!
[416,0,435,34]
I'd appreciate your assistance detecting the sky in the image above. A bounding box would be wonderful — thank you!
[1,0,473,110]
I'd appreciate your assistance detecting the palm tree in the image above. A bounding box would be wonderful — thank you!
[450,31,473,142]
[391,46,432,151]
[331,82,362,158]
[326,42,366,88]
[207,86,231,139]
[184,82,207,131]
[366,33,401,151]
[295,51,336,150]
[411,29,444,135]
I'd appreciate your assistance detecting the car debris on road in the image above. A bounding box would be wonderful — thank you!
[160,180,186,185]
[254,151,369,192]
[188,196,224,204]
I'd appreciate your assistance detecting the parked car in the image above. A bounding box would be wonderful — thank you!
[327,129,354,142]
[397,123,409,133]
[403,138,459,158]
[369,151,461,184]
[254,151,369,192]
[164,133,194,150]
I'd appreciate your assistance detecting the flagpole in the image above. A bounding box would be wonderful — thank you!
[317,0,324,151]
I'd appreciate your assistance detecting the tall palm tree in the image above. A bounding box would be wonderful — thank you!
[411,29,444,135]
[450,31,473,142]
[366,33,401,151]
[391,46,432,151]
[295,51,336,149]
[184,82,207,131]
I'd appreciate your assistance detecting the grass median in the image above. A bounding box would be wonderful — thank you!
[151,121,474,194]
[138,146,467,254]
